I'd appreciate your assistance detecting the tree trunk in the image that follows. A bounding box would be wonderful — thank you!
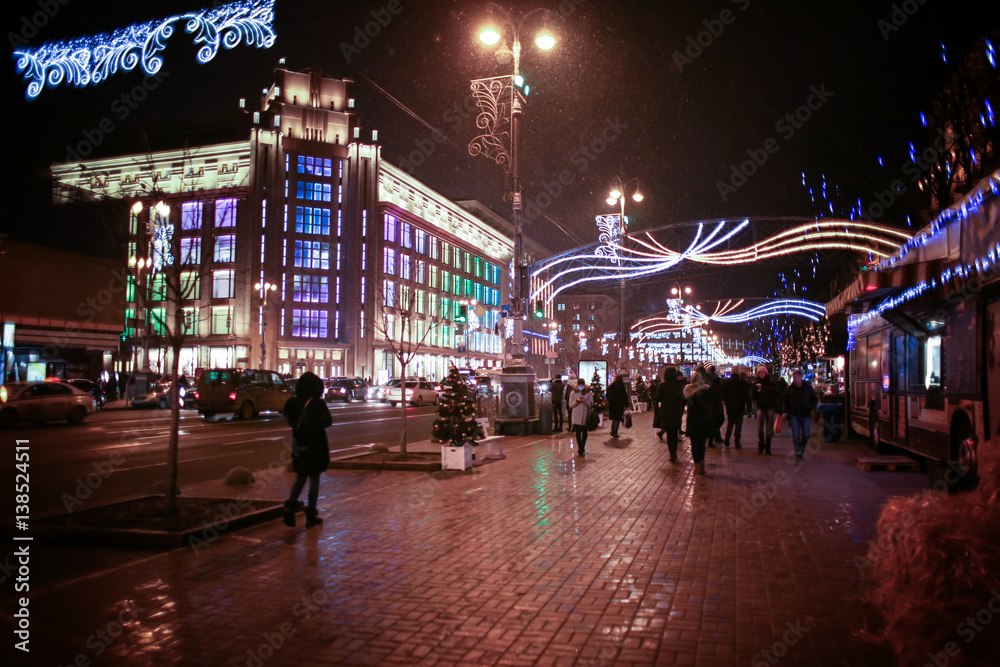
[399,354,408,458]
[165,339,181,514]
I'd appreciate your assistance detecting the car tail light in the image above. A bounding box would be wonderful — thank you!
[191,391,199,400]
[229,391,237,401]
[405,390,413,397]
[0,386,6,403]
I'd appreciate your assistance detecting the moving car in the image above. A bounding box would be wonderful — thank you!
[131,376,191,409]
[65,378,106,409]
[373,378,401,402]
[0,380,96,427]
[193,369,294,420]
[384,380,439,407]
[325,377,369,402]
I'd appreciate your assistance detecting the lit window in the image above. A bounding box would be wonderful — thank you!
[212,270,235,298]
[215,198,236,227]
[384,214,397,243]
[383,247,396,275]
[293,241,330,269]
[292,275,329,303]
[214,235,236,263]
[182,202,202,230]
[211,306,232,334]
[295,207,331,235]
[180,237,201,265]
[291,309,328,338]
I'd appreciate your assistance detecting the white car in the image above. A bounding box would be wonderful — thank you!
[0,381,96,427]
[385,380,440,406]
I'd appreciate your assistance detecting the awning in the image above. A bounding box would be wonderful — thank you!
[825,258,945,317]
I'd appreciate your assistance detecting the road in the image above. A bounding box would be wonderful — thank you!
[2,400,438,518]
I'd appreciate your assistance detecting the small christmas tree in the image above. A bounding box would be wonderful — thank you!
[431,367,482,446]
[590,370,606,412]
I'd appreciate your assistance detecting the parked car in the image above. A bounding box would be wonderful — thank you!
[385,380,439,406]
[64,378,106,409]
[325,377,369,402]
[193,369,294,420]
[0,380,96,427]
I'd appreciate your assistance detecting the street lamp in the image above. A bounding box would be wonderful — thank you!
[605,176,643,378]
[472,5,555,371]
[668,282,694,364]
[254,281,277,369]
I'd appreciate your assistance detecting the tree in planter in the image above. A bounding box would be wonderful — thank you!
[432,367,482,446]
[370,279,436,458]
[590,370,606,412]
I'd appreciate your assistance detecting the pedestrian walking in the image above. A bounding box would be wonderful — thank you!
[118,372,128,402]
[550,376,565,432]
[683,372,715,475]
[702,365,725,447]
[282,372,333,527]
[607,374,628,438]
[721,370,751,448]
[751,365,780,454]
[784,369,818,461]
[648,376,660,411]
[567,378,594,456]
[655,367,686,462]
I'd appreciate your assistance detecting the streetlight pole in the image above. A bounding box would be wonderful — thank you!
[255,281,277,369]
[604,177,643,378]
[473,7,555,371]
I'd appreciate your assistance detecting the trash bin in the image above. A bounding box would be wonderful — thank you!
[537,393,553,434]
[816,403,844,442]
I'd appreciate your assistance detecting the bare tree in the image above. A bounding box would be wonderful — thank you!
[369,278,437,458]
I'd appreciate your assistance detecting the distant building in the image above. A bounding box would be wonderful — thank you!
[551,293,621,375]
[50,67,553,381]
[0,240,124,381]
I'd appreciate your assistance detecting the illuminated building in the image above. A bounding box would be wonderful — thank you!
[50,68,550,381]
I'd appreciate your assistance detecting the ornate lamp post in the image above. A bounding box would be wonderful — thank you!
[668,282,693,364]
[600,176,643,377]
[254,280,277,369]
[470,5,555,370]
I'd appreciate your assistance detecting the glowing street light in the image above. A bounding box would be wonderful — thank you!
[255,281,278,368]
[603,176,643,376]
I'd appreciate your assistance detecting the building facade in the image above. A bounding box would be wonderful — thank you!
[51,68,552,383]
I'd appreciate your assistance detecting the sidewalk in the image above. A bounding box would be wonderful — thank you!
[16,411,926,666]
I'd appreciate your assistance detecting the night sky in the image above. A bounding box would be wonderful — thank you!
[4,0,998,315]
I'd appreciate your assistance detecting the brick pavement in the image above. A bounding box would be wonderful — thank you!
[13,411,927,666]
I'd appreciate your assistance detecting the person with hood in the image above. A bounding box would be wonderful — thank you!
[751,365,780,454]
[283,371,333,527]
[701,365,725,447]
[683,372,715,474]
[607,374,629,438]
[721,368,751,448]
[567,378,594,456]
[784,369,819,461]
[550,376,565,432]
[655,367,686,462]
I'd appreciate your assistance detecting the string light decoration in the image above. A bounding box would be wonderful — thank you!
[14,0,276,99]
[779,318,832,368]
[531,218,911,303]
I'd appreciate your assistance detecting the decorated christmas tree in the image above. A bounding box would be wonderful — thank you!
[431,367,482,446]
[590,370,606,412]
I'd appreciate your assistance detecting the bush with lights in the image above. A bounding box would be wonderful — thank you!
[431,367,483,446]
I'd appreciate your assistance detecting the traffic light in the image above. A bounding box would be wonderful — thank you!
[456,305,467,323]
[513,74,529,97]
[534,300,544,318]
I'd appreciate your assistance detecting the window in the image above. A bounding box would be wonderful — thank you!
[400,221,412,249]
[383,247,396,275]
[149,274,166,301]
[907,334,942,391]
[293,275,329,303]
[474,283,482,302]
[384,214,397,243]
[292,309,328,338]
[465,252,473,274]
[453,246,462,269]
[211,306,232,334]
[453,278,462,297]
[182,202,202,230]
[441,296,451,320]
[441,241,450,263]
[295,207,331,235]
[296,182,332,202]
[383,280,396,307]
[429,235,439,260]
[416,260,426,284]
[296,155,333,177]
[492,265,501,284]
[429,293,438,318]
[430,265,439,289]
[400,254,411,281]
[215,198,236,227]
[415,229,427,254]
[464,278,473,297]
[181,272,200,299]
[212,270,235,298]
[182,307,199,335]
[441,270,451,293]
[416,290,426,314]
[293,241,330,269]
[180,237,201,265]
[557,303,566,311]
[214,235,235,263]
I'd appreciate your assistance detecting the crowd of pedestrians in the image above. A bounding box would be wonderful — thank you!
[549,363,821,472]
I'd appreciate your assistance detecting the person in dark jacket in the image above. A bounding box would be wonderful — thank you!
[550,377,565,431]
[648,376,660,411]
[283,372,333,527]
[784,369,818,460]
[751,365,780,454]
[607,375,629,437]
[701,366,725,447]
[568,379,594,456]
[721,370,751,448]
[655,367,686,462]
[683,373,714,474]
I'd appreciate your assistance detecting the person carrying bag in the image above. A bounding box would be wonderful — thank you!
[568,378,595,456]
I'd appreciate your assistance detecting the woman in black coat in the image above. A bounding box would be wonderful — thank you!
[655,367,686,462]
[283,372,333,527]
[607,375,629,438]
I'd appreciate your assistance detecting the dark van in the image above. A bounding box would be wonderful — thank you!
[195,368,294,420]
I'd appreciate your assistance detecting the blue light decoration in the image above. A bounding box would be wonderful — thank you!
[14,0,275,99]
[987,39,996,68]
[151,218,174,273]
[919,112,928,127]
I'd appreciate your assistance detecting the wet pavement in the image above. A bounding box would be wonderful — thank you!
[10,411,928,666]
